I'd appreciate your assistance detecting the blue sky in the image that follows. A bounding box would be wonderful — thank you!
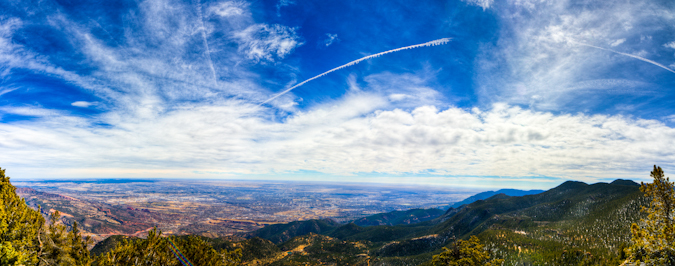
[1,0,674,189]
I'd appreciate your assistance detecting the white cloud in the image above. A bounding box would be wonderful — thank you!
[609,38,625,47]
[0,88,17,97]
[475,0,675,111]
[71,101,97,108]
[324,33,339,47]
[210,1,248,17]
[0,107,61,117]
[363,71,444,108]
[664,41,675,49]
[276,0,295,16]
[234,24,304,62]
[0,18,23,76]
[3,94,675,183]
[464,0,493,10]
[388,94,410,101]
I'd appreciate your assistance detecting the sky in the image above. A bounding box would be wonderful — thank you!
[1,0,674,189]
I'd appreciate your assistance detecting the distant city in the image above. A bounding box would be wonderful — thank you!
[14,179,477,243]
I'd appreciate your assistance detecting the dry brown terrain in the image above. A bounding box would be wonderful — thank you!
[14,179,472,244]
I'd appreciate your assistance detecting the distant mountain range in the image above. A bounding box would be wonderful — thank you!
[92,179,645,265]
[448,188,545,209]
[240,187,548,244]
[348,188,548,228]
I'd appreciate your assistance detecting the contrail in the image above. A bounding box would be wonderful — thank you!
[260,38,452,105]
[195,0,219,86]
[570,40,675,74]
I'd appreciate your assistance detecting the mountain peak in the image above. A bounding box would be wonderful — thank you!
[449,188,544,209]
[555,180,589,189]
[610,179,640,187]
[486,193,511,201]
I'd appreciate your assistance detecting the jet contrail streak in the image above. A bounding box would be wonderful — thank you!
[570,40,675,74]
[195,0,218,86]
[260,38,452,105]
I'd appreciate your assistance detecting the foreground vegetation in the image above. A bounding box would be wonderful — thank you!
[1,167,91,265]
[2,165,675,265]
[1,168,240,266]
[625,165,675,265]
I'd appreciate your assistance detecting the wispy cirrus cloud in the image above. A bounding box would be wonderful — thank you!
[234,24,304,62]
[324,33,338,47]
[0,18,24,74]
[0,106,62,118]
[463,0,493,10]
[0,88,18,97]
[276,0,295,16]
[475,0,675,112]
[210,1,249,17]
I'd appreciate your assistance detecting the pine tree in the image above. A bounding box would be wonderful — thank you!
[97,227,241,266]
[169,235,242,266]
[0,167,44,266]
[68,221,93,266]
[626,165,675,265]
[0,167,93,266]
[40,211,93,266]
[430,235,503,266]
[97,227,175,266]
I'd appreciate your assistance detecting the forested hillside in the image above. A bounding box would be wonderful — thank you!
[222,179,647,265]
[6,165,673,265]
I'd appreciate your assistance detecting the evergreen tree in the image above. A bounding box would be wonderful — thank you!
[68,221,93,266]
[97,227,175,266]
[40,211,93,266]
[97,227,241,266]
[626,165,675,265]
[0,167,44,265]
[169,235,242,266]
[430,236,502,266]
[0,167,92,266]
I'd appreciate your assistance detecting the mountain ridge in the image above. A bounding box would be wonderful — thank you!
[449,188,545,209]
[91,179,645,265]
[238,179,644,265]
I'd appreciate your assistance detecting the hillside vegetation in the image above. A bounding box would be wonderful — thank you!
[352,208,445,227]
[226,179,647,265]
[7,164,675,265]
